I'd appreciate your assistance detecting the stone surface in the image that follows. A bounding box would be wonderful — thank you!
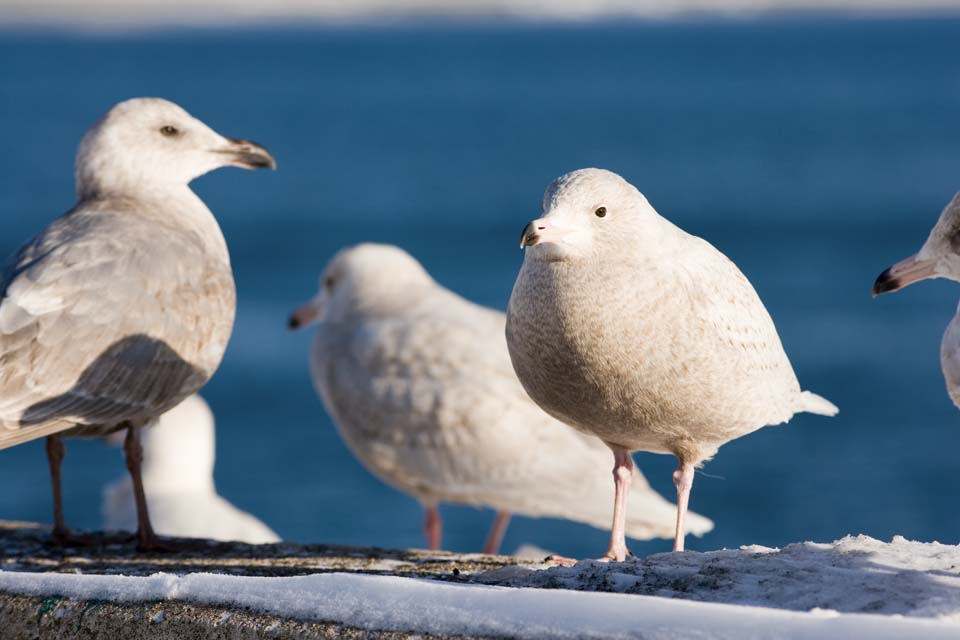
[0,520,521,579]
[0,592,489,640]
[6,521,958,639]
[0,520,523,639]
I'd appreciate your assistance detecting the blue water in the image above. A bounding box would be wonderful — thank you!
[1,17,960,557]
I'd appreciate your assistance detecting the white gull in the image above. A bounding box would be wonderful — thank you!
[873,192,960,408]
[0,97,275,549]
[289,243,712,554]
[506,168,837,560]
[102,395,280,544]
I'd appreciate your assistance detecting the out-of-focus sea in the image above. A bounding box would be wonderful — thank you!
[1,17,959,557]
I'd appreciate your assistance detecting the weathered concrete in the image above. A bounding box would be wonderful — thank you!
[0,592,491,640]
[4,522,960,638]
[0,521,521,579]
[0,521,524,639]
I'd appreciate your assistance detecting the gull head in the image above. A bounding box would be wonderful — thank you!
[76,97,275,199]
[873,192,960,296]
[520,168,655,262]
[288,243,434,329]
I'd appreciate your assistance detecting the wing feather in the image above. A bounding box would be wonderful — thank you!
[0,201,235,448]
[313,288,708,539]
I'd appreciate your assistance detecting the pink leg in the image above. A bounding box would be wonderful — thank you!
[672,460,695,552]
[600,446,633,562]
[482,511,511,555]
[423,504,442,551]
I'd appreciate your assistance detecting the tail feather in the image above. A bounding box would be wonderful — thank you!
[799,390,839,417]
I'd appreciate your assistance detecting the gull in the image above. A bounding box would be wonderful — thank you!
[102,395,281,544]
[506,168,837,560]
[0,98,275,549]
[873,192,960,408]
[289,243,712,554]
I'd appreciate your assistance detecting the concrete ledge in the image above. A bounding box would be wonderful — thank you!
[0,521,519,639]
[0,592,488,640]
[7,521,956,639]
[0,521,519,578]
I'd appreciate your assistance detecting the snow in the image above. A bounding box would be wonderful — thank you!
[481,535,960,621]
[0,567,956,639]
[0,535,958,639]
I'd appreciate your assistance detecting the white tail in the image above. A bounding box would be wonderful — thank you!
[799,390,839,417]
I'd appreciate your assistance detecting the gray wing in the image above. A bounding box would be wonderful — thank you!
[0,202,235,448]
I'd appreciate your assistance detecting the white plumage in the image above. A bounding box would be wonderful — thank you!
[290,243,712,554]
[0,97,274,548]
[102,395,280,544]
[874,192,960,409]
[506,168,837,559]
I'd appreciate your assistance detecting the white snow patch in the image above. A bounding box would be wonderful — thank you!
[480,535,960,621]
[0,565,956,639]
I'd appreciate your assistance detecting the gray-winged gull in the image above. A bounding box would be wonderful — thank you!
[873,192,960,409]
[102,394,281,544]
[0,98,275,549]
[289,243,712,554]
[505,168,837,560]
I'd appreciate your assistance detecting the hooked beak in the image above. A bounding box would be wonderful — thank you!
[519,218,573,249]
[288,296,323,330]
[214,138,277,170]
[872,254,937,296]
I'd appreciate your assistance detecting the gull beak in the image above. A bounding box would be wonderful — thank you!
[519,218,573,249]
[215,138,277,170]
[288,295,323,330]
[872,254,937,296]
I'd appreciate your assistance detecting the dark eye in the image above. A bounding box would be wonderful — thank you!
[324,276,335,289]
[159,125,179,137]
[595,206,607,218]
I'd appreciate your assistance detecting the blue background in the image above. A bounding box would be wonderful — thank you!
[1,17,959,557]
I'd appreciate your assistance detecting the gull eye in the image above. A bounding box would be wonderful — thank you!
[324,275,335,289]
[159,125,179,137]
[595,206,607,218]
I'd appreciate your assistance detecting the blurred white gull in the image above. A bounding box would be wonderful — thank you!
[873,192,960,408]
[289,243,712,554]
[102,395,280,544]
[506,168,837,560]
[0,97,274,549]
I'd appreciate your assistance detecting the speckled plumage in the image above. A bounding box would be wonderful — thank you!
[506,168,836,556]
[507,168,836,467]
[299,244,713,545]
